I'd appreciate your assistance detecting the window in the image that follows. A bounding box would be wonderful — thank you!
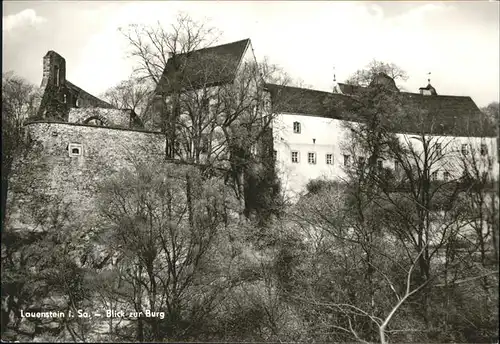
[377,159,383,170]
[293,121,301,134]
[84,117,105,126]
[443,171,450,181]
[326,154,333,165]
[76,98,80,107]
[55,66,60,87]
[343,154,350,167]
[291,151,299,163]
[435,143,442,156]
[202,98,210,114]
[68,143,82,157]
[63,94,67,104]
[395,161,401,174]
[250,144,258,156]
[308,152,317,164]
[201,135,209,153]
[431,171,438,181]
[273,150,277,160]
[358,156,366,168]
[461,144,469,155]
[480,144,488,156]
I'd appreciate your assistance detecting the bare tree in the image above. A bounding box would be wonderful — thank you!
[97,160,239,341]
[1,72,41,225]
[119,13,221,84]
[345,59,409,88]
[102,76,154,126]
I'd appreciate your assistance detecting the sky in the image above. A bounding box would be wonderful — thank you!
[2,1,499,107]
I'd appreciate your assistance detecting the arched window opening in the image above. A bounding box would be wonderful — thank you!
[83,116,107,126]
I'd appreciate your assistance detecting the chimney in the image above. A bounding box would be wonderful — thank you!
[41,51,66,88]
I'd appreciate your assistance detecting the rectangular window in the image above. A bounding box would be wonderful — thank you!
[377,159,383,170]
[395,160,401,174]
[202,98,210,114]
[480,144,488,156]
[431,171,438,181]
[55,66,60,87]
[308,152,316,164]
[436,143,442,156]
[358,156,365,168]
[68,143,82,157]
[343,154,350,167]
[201,135,209,153]
[443,171,450,181]
[250,144,258,156]
[326,153,333,165]
[293,121,301,134]
[291,151,299,163]
[461,144,469,155]
[273,150,277,160]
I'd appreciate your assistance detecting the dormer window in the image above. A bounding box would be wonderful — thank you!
[293,121,301,134]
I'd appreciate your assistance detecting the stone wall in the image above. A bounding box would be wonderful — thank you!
[37,51,113,121]
[6,121,165,231]
[68,108,142,128]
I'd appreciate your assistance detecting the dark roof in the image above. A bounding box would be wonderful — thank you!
[338,83,362,95]
[66,81,113,108]
[265,83,356,119]
[266,83,494,137]
[156,39,250,94]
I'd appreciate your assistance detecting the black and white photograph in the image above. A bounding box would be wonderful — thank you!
[2,1,499,342]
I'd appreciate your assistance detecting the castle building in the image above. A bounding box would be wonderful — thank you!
[268,73,498,197]
[6,39,498,232]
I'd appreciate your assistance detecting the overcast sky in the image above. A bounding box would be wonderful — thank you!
[3,1,499,107]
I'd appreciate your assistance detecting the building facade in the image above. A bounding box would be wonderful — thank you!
[6,39,498,231]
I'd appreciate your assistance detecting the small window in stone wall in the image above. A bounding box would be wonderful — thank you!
[68,143,83,157]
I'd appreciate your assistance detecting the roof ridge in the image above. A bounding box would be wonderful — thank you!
[266,83,351,97]
[183,38,250,55]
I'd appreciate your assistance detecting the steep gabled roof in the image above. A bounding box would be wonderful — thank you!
[66,81,113,108]
[156,39,251,94]
[266,83,494,137]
